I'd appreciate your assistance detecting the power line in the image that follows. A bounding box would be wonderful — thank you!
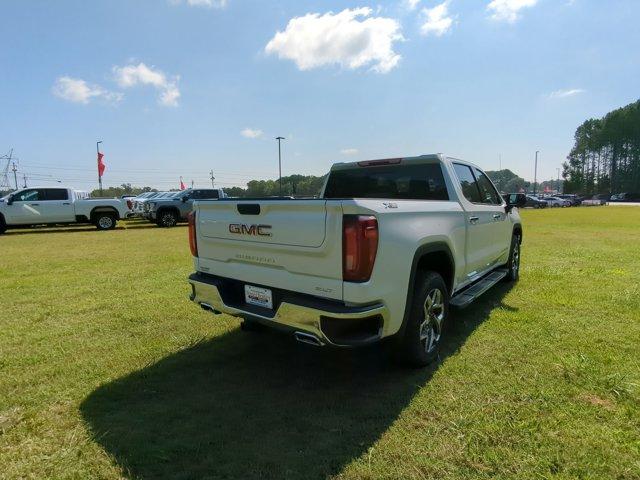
[19,162,275,177]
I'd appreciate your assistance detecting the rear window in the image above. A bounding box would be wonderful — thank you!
[43,188,68,200]
[323,163,449,200]
[194,190,220,199]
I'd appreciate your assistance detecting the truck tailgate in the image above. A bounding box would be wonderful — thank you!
[194,200,344,300]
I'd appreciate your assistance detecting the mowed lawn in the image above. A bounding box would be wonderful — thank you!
[0,208,638,480]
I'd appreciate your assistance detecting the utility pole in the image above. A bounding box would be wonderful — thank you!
[23,174,27,188]
[276,137,285,196]
[12,161,18,190]
[210,170,215,188]
[1,149,14,191]
[191,180,194,189]
[557,167,561,194]
[96,141,103,195]
[533,150,539,195]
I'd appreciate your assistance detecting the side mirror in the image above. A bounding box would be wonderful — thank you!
[181,196,188,203]
[505,194,526,212]
[6,194,14,206]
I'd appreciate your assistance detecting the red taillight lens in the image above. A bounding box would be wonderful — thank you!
[188,211,198,257]
[126,200,133,210]
[343,215,378,282]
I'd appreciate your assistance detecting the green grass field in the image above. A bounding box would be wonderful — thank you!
[1,208,639,480]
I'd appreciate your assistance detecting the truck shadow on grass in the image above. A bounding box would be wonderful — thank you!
[81,283,515,480]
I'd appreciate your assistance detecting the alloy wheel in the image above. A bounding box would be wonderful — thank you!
[98,216,113,229]
[420,288,445,354]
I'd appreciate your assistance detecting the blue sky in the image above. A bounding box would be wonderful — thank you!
[1,0,638,191]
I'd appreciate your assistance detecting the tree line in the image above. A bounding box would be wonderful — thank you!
[563,99,640,195]
[87,175,328,198]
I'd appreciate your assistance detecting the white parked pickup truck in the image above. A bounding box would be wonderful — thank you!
[0,186,131,233]
[188,154,526,366]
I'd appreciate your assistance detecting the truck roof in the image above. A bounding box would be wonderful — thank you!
[330,154,479,171]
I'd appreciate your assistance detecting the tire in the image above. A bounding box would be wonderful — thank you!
[397,271,449,368]
[94,213,116,231]
[0,215,6,234]
[157,210,178,228]
[504,233,521,282]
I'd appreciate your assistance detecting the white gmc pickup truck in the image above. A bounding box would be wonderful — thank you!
[188,154,526,366]
[0,186,131,233]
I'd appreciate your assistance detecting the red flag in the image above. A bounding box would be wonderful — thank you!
[180,176,186,190]
[97,152,106,177]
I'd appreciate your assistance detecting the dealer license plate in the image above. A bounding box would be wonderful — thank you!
[244,285,273,309]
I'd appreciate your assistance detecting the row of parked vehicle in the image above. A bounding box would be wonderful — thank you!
[127,188,227,227]
[0,185,229,233]
[511,191,639,209]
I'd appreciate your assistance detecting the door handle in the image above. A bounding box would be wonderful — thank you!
[29,203,40,206]
[469,216,479,224]
[493,214,502,220]
[63,202,71,205]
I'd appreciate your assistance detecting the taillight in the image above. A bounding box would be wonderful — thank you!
[126,199,133,210]
[343,215,378,282]
[188,211,198,257]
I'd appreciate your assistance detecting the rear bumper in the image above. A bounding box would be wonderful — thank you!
[188,272,388,347]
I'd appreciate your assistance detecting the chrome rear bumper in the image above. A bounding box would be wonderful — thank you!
[188,272,388,347]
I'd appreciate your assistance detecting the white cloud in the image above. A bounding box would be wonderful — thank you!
[405,0,422,10]
[265,7,404,74]
[169,0,227,8]
[546,88,585,99]
[340,148,359,155]
[52,76,122,104]
[487,0,538,23]
[113,63,180,107]
[420,1,454,37]
[241,128,264,139]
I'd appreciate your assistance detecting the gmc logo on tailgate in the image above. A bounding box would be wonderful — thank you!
[229,224,272,237]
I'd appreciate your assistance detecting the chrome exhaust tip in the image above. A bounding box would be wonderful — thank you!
[200,303,221,315]
[294,331,323,347]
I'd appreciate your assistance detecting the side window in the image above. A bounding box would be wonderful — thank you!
[453,164,482,203]
[14,189,40,202]
[43,189,69,201]
[474,169,502,205]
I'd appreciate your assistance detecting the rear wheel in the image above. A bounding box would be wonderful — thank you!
[398,271,449,367]
[157,210,178,228]
[94,213,116,231]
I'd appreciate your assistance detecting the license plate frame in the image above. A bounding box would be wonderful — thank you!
[244,284,273,310]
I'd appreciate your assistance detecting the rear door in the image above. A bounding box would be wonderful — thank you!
[195,199,344,300]
[41,188,75,222]
[452,164,502,278]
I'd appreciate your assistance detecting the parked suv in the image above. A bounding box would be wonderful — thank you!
[187,154,525,367]
[150,188,226,227]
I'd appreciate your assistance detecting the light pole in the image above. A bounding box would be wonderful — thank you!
[533,150,539,195]
[210,170,215,188]
[557,167,561,194]
[276,136,285,196]
[96,141,103,195]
